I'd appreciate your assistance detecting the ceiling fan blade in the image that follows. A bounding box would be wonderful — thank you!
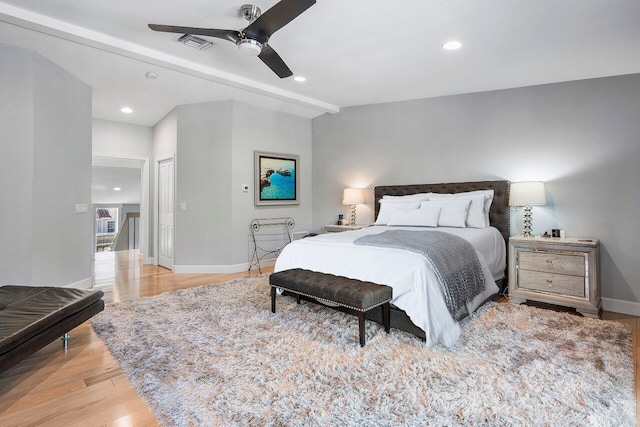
[148,24,241,44]
[258,45,293,78]
[244,0,316,43]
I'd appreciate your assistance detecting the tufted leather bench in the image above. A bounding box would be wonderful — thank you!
[269,269,392,347]
[0,286,105,373]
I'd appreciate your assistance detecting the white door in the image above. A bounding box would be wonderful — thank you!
[158,158,174,269]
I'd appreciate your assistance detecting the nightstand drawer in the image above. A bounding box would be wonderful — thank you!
[518,270,585,297]
[519,251,584,277]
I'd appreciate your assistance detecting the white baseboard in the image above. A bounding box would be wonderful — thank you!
[173,258,276,274]
[602,297,640,317]
[63,277,93,289]
[2,277,93,289]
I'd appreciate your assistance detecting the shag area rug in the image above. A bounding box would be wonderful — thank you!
[92,275,635,426]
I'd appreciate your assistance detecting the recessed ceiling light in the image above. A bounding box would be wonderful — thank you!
[442,40,462,50]
[120,107,133,114]
[294,76,306,82]
[113,187,121,191]
[146,72,159,79]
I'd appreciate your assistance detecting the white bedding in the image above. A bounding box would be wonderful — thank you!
[274,225,506,347]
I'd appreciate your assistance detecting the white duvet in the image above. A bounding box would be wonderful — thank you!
[274,225,506,347]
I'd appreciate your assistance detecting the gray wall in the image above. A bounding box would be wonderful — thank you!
[312,73,640,305]
[93,119,152,159]
[0,43,92,287]
[1,43,34,283]
[166,100,312,269]
[175,101,233,265]
[231,102,313,264]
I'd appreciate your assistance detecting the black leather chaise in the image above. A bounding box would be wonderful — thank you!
[0,285,105,373]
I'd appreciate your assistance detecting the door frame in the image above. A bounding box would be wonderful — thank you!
[92,155,150,262]
[154,155,176,269]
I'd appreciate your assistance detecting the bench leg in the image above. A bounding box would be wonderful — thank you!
[382,302,390,333]
[358,311,365,347]
[270,287,276,313]
[62,333,69,350]
[296,293,301,304]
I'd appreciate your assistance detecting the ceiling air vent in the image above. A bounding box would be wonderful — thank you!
[177,34,212,50]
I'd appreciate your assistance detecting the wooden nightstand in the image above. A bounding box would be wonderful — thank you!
[324,224,368,233]
[508,235,601,318]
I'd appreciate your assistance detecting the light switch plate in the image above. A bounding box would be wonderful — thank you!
[75,203,88,213]
[180,202,187,211]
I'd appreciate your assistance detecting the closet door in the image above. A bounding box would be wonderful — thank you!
[158,158,174,269]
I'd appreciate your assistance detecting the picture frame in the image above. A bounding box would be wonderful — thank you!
[254,151,300,206]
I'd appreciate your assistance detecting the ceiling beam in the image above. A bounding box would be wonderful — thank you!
[0,3,340,115]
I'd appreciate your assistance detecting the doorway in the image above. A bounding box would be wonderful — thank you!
[95,207,119,252]
[92,156,149,261]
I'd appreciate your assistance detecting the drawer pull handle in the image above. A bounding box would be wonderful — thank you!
[546,279,553,287]
[546,260,552,264]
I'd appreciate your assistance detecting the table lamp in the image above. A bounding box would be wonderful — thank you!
[343,188,365,225]
[509,181,546,237]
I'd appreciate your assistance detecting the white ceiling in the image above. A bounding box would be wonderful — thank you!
[92,166,141,205]
[1,0,639,127]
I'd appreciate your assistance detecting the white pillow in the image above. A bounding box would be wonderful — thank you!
[459,190,494,221]
[428,193,485,228]
[460,190,494,225]
[375,199,421,225]
[387,206,441,227]
[420,199,471,228]
[382,193,432,201]
[429,190,494,228]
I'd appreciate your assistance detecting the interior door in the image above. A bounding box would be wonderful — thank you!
[158,158,174,269]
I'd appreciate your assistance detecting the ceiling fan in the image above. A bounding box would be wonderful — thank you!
[148,0,316,78]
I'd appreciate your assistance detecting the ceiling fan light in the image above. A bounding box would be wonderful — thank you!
[237,39,262,56]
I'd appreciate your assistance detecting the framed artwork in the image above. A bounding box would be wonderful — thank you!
[254,151,300,206]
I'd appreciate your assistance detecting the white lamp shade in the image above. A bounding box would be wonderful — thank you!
[343,188,365,205]
[509,181,546,206]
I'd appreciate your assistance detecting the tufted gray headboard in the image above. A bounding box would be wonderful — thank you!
[374,180,511,245]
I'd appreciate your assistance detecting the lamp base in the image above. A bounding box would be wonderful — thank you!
[523,205,533,237]
[349,204,356,226]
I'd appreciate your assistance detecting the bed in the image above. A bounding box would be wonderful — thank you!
[275,180,510,346]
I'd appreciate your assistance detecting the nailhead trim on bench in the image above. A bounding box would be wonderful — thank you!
[270,285,391,312]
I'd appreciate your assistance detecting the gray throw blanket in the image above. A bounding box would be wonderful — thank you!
[354,230,486,316]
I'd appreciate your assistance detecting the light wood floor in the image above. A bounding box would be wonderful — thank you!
[0,250,637,426]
